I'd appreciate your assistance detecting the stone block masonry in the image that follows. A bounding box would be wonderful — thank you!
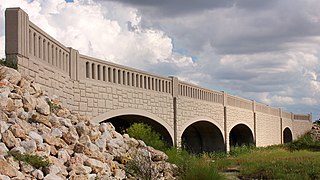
[5,7,312,151]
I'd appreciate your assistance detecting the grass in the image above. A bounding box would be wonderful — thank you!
[125,123,320,179]
[7,151,50,169]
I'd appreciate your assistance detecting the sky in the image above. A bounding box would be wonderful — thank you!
[0,0,319,120]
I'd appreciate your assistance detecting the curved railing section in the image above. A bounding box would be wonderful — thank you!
[28,22,70,75]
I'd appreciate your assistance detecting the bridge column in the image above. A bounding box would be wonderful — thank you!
[5,8,29,65]
[223,91,229,152]
[69,48,79,80]
[170,76,179,147]
[280,108,283,144]
[253,100,257,145]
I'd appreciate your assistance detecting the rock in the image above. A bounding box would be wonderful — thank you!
[71,165,92,175]
[29,131,43,144]
[43,134,67,148]
[51,128,62,138]
[20,161,34,173]
[0,120,9,133]
[22,95,37,112]
[30,113,52,127]
[9,93,21,99]
[11,146,26,154]
[36,97,50,116]
[43,174,64,180]
[0,143,9,155]
[9,124,26,140]
[31,169,44,179]
[114,169,126,179]
[0,66,21,85]
[75,122,89,137]
[0,157,19,177]
[62,127,79,145]
[69,174,87,180]
[0,175,10,180]
[57,149,70,164]
[148,146,168,161]
[2,130,19,149]
[84,158,108,174]
[20,140,37,153]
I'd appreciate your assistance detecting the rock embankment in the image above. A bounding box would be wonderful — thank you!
[0,65,176,180]
[311,123,320,141]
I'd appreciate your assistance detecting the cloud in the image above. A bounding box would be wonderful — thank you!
[1,0,320,119]
[0,0,195,75]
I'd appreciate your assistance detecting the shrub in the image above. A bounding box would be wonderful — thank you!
[286,132,320,151]
[0,58,18,70]
[125,123,167,151]
[47,100,62,113]
[7,151,50,169]
[126,151,152,179]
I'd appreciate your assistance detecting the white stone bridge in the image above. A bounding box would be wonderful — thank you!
[5,8,312,152]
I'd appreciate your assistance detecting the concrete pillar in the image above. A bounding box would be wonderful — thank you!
[253,100,257,145]
[5,8,29,64]
[280,108,283,144]
[170,76,179,147]
[69,48,79,80]
[222,91,229,152]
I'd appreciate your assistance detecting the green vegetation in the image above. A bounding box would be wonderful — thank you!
[125,123,320,179]
[124,123,167,151]
[0,58,18,70]
[47,100,62,113]
[7,151,50,169]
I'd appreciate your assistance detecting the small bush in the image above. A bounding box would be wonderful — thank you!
[0,58,18,70]
[126,152,152,180]
[7,151,50,169]
[125,123,167,151]
[287,132,320,151]
[47,100,62,113]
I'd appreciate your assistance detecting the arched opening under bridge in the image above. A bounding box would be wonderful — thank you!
[181,121,225,154]
[283,127,293,143]
[229,124,254,147]
[105,115,173,147]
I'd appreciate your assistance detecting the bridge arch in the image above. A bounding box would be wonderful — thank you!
[283,127,293,143]
[180,117,225,153]
[229,123,254,147]
[92,108,174,146]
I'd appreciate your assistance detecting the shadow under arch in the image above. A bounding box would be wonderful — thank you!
[92,108,174,146]
[229,123,254,147]
[181,120,225,154]
[283,127,293,143]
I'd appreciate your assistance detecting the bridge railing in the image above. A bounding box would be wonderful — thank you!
[293,114,311,121]
[255,102,281,116]
[28,22,70,75]
[282,111,292,119]
[227,94,253,110]
[177,81,224,104]
[79,54,172,94]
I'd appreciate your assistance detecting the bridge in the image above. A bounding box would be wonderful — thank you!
[5,8,312,152]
